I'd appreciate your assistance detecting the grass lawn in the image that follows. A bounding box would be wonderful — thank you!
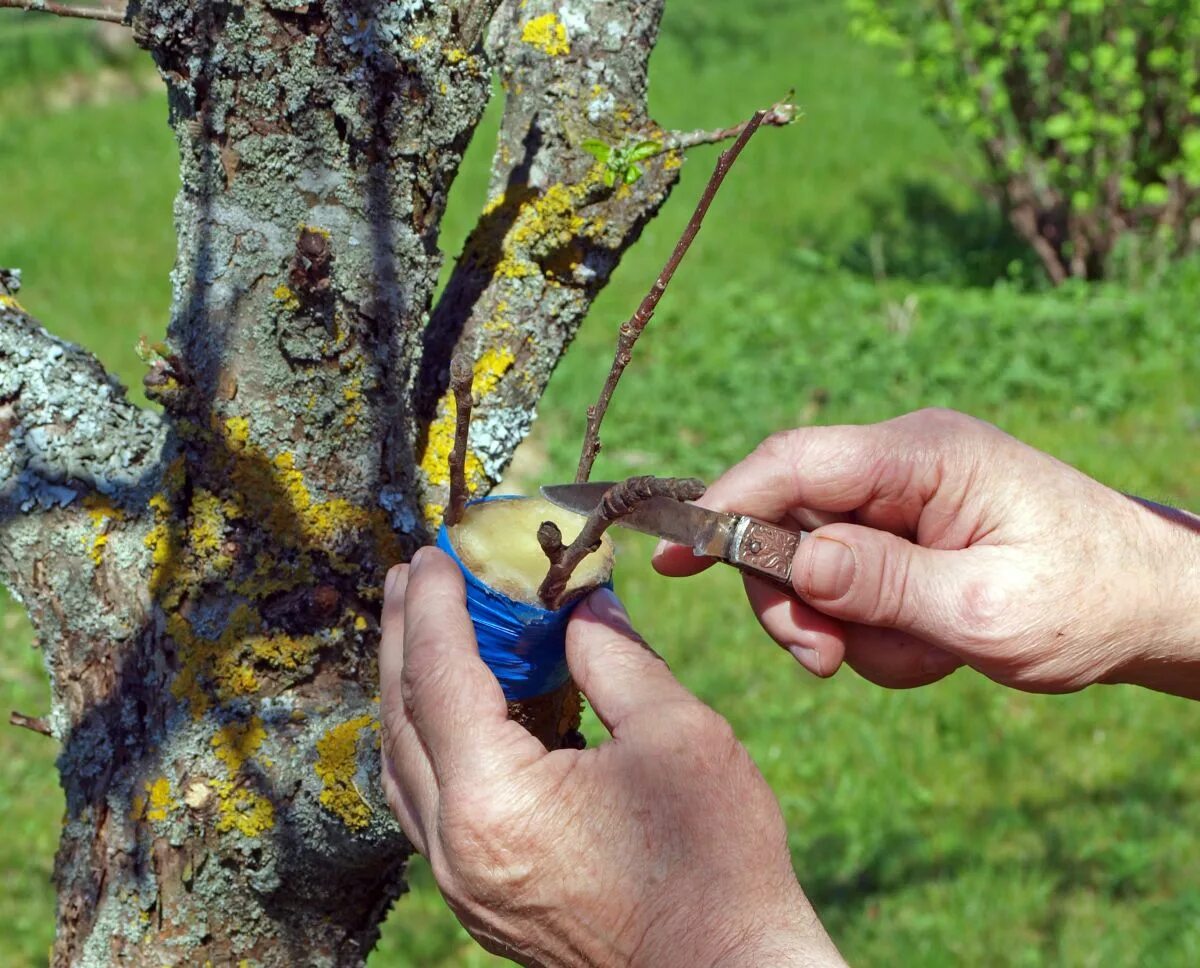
[2,2,1198,965]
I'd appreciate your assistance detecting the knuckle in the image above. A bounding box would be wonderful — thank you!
[952,568,1031,648]
[399,651,451,711]
[755,429,802,466]
[867,544,916,628]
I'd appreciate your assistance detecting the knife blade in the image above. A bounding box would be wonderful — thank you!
[540,482,806,585]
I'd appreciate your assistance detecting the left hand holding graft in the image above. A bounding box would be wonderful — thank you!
[379,546,844,968]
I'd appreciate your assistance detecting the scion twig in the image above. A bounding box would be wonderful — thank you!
[0,0,128,24]
[575,105,773,482]
[445,353,474,528]
[538,476,706,608]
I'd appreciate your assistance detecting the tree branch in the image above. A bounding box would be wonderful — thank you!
[9,710,52,737]
[574,106,771,482]
[537,475,705,608]
[664,99,797,152]
[0,272,166,521]
[0,0,128,24]
[417,0,685,522]
[445,352,474,528]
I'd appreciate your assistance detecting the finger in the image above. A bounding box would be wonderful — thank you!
[379,563,439,837]
[841,624,963,689]
[691,424,897,521]
[791,522,972,647]
[395,548,541,781]
[565,587,700,736]
[650,539,717,577]
[742,574,846,678]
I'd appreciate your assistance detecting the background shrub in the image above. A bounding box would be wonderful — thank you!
[849,0,1200,283]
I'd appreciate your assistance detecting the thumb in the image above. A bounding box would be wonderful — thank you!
[566,588,698,736]
[792,523,966,646]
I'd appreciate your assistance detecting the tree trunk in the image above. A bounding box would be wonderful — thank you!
[0,1,689,962]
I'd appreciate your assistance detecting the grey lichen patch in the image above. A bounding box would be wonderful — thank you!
[0,300,166,515]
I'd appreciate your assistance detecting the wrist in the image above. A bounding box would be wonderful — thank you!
[1105,498,1200,699]
[631,886,845,968]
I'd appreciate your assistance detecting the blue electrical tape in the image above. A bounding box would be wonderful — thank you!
[436,496,610,701]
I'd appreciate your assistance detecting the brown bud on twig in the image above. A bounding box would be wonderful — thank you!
[538,475,706,608]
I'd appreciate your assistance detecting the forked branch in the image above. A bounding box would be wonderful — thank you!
[0,0,128,24]
[538,476,706,608]
[575,105,775,482]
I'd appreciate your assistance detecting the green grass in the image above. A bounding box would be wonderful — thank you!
[3,2,1199,965]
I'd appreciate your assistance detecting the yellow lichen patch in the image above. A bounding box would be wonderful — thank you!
[423,502,445,529]
[131,776,173,823]
[353,615,368,632]
[82,494,124,565]
[169,605,263,717]
[411,34,429,51]
[213,780,275,837]
[224,415,251,450]
[444,46,467,64]
[315,715,379,829]
[663,150,683,171]
[417,344,515,494]
[249,632,322,670]
[483,300,513,335]
[521,13,570,56]
[273,284,301,312]
[342,376,364,428]
[189,489,237,559]
[488,176,605,281]
[208,717,275,837]
[147,776,172,822]
[212,716,267,773]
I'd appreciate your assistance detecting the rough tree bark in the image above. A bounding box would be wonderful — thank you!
[0,1,715,963]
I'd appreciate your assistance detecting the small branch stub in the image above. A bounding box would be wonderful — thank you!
[0,0,128,24]
[575,106,774,482]
[445,353,475,528]
[9,710,52,737]
[538,476,706,608]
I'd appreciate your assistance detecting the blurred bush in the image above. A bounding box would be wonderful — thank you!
[849,0,1200,284]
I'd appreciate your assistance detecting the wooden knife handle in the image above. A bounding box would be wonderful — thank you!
[727,516,805,585]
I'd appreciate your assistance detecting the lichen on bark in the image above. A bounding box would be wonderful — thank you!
[0,1,699,964]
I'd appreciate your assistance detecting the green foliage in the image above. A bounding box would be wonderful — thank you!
[849,0,1200,281]
[2,1,1199,966]
[582,136,663,186]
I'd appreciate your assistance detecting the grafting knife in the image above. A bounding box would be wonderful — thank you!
[540,482,806,585]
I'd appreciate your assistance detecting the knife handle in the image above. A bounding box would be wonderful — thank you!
[727,516,806,586]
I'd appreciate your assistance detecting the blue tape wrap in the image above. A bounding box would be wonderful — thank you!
[436,496,610,701]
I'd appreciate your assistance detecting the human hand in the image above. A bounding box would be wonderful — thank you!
[379,548,845,968]
[654,409,1200,697]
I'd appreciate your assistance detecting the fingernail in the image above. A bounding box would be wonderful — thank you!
[788,645,823,676]
[385,565,405,599]
[803,537,856,601]
[588,587,635,634]
[410,547,428,573]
